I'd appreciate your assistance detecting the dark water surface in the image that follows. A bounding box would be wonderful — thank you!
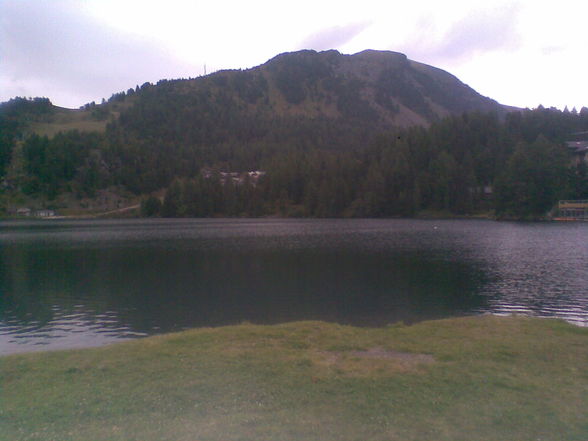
[1,218,586,354]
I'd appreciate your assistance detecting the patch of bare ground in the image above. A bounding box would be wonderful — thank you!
[349,348,435,362]
[314,347,435,377]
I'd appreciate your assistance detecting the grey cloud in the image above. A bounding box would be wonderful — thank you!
[404,4,522,64]
[300,21,372,51]
[0,0,198,107]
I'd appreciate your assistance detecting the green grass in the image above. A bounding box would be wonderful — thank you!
[1,316,587,441]
[28,107,109,137]
[30,119,108,137]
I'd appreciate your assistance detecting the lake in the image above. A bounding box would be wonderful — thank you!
[1,218,587,355]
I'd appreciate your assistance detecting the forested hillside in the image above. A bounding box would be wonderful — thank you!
[1,50,587,219]
[150,108,588,219]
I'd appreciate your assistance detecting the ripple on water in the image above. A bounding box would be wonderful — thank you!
[0,307,147,355]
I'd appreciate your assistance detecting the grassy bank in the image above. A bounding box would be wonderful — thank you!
[1,316,587,441]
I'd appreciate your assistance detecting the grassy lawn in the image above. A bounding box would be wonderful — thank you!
[29,119,107,137]
[1,315,587,441]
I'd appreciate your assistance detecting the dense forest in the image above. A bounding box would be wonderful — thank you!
[1,98,587,219]
[146,107,588,219]
[1,50,587,220]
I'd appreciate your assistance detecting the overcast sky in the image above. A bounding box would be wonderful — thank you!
[1,0,587,110]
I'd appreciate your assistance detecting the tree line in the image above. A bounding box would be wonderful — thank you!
[144,109,587,219]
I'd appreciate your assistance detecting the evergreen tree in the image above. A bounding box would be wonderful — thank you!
[162,179,182,217]
[495,136,568,218]
[141,196,162,217]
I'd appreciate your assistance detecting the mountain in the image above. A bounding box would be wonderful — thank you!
[92,49,515,164]
[109,49,510,134]
[4,49,586,219]
[3,49,513,149]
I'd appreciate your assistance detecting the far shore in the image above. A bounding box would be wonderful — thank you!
[4,209,571,222]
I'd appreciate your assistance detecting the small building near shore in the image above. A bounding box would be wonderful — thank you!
[35,209,56,218]
[566,131,588,166]
[201,168,266,186]
[566,141,588,166]
[556,200,588,221]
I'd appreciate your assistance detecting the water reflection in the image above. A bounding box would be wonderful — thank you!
[0,219,586,355]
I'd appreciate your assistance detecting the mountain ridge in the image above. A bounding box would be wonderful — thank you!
[1,48,516,139]
[201,48,512,127]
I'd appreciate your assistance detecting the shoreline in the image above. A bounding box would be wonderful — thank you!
[3,311,586,358]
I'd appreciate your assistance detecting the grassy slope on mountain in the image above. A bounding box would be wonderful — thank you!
[29,107,108,137]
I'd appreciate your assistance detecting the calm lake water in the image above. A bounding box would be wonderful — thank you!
[1,218,587,355]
